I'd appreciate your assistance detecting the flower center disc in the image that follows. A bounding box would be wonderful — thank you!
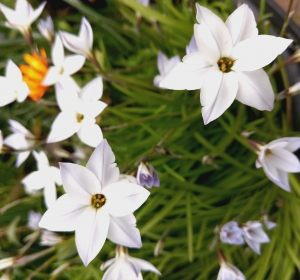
[217,57,234,73]
[91,194,106,209]
[77,113,84,123]
[265,149,271,156]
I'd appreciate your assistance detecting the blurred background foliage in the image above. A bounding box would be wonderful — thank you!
[1,0,300,279]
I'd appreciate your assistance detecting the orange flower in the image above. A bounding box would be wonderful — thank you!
[19,49,49,101]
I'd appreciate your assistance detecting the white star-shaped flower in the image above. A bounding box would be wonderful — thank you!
[220,221,244,245]
[60,17,93,58]
[4,120,36,167]
[217,262,245,280]
[42,35,85,87]
[38,15,54,43]
[160,4,292,124]
[39,139,150,266]
[0,0,46,34]
[154,51,180,88]
[22,151,61,208]
[0,60,30,107]
[101,245,161,280]
[242,221,270,255]
[47,77,106,147]
[256,137,300,191]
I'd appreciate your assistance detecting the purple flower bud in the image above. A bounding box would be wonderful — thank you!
[137,162,160,188]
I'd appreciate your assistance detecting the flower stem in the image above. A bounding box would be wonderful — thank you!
[280,0,294,37]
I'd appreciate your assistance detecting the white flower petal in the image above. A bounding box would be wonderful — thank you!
[16,82,30,102]
[42,66,60,86]
[50,166,62,185]
[244,237,261,254]
[52,35,64,67]
[102,259,138,280]
[231,35,292,71]
[60,32,82,54]
[0,91,17,107]
[63,55,85,76]
[276,169,291,191]
[157,51,180,77]
[103,182,150,217]
[107,214,142,248]
[262,157,280,181]
[218,263,245,280]
[157,51,168,75]
[182,51,211,71]
[6,60,22,80]
[129,257,161,275]
[186,35,199,54]
[60,17,93,56]
[159,62,209,90]
[195,4,232,59]
[43,182,57,209]
[55,82,79,111]
[264,220,277,230]
[77,123,103,148]
[75,207,109,266]
[256,159,262,168]
[159,63,188,90]
[59,163,101,204]
[267,137,300,152]
[16,151,31,167]
[200,65,238,124]
[244,222,270,243]
[4,134,28,150]
[86,139,120,188]
[225,4,258,46]
[58,75,80,92]
[47,112,79,143]
[82,101,107,119]
[32,150,49,171]
[79,77,103,102]
[8,120,30,135]
[101,258,116,271]
[22,170,45,191]
[0,4,17,26]
[235,69,274,111]
[153,75,163,87]
[267,149,300,172]
[79,17,93,51]
[30,1,46,24]
[39,194,87,231]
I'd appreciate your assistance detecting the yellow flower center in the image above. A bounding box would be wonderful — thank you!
[91,194,106,209]
[77,114,84,123]
[217,57,234,73]
[265,149,271,156]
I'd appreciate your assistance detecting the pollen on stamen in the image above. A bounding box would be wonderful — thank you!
[265,149,272,156]
[77,114,84,123]
[91,194,106,209]
[217,57,234,73]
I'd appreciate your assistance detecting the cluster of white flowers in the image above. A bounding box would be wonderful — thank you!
[1,0,300,279]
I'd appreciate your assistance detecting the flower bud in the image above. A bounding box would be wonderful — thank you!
[137,162,160,188]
